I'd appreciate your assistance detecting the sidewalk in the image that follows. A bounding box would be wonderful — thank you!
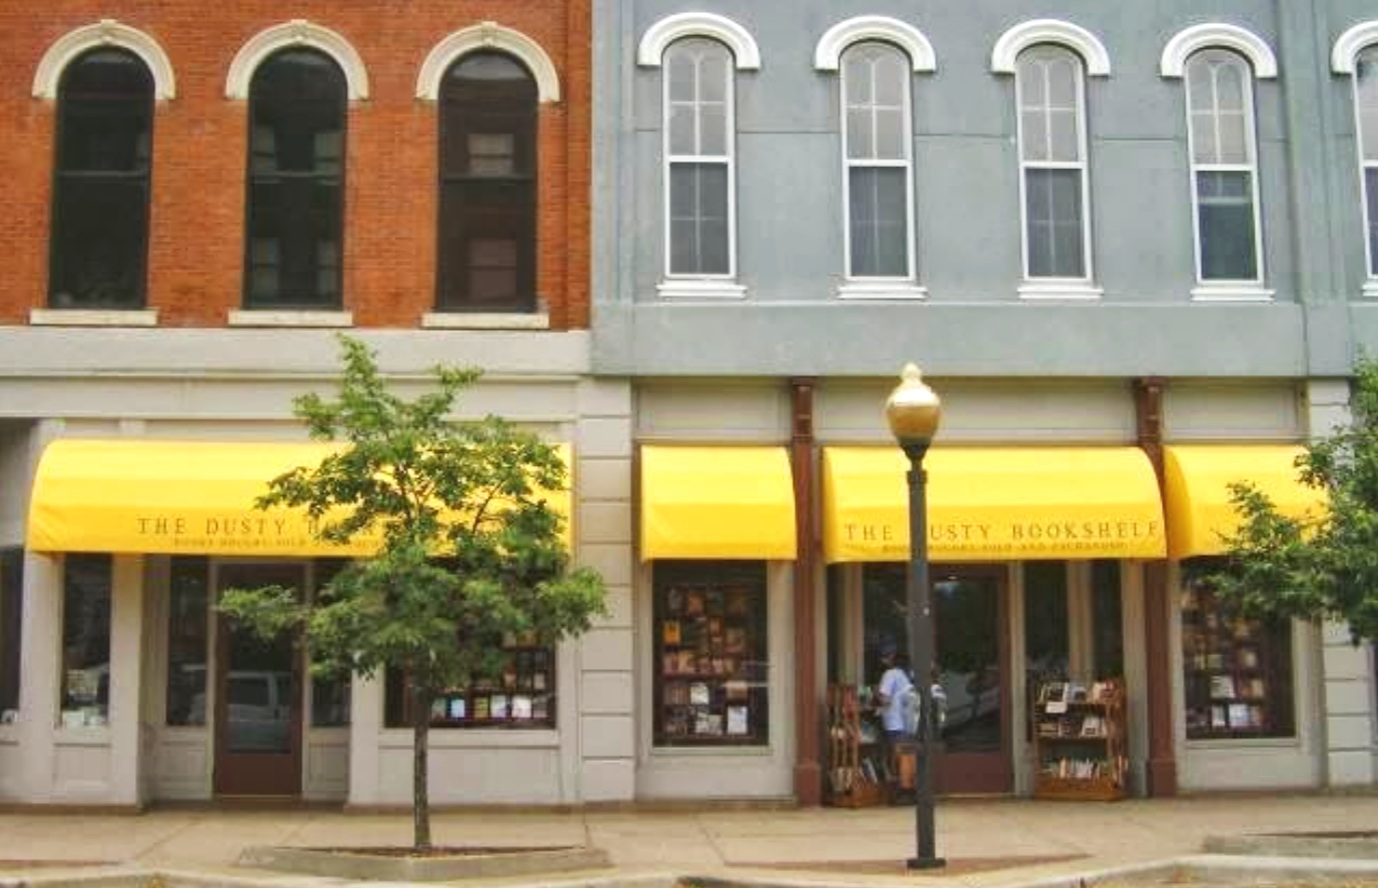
[2,794,1378,886]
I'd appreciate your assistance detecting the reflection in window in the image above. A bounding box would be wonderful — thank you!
[166,557,208,726]
[1091,560,1123,679]
[62,554,112,726]
[664,39,734,278]
[1015,46,1090,280]
[49,49,154,309]
[310,558,350,727]
[1354,46,1378,278]
[0,549,23,719]
[841,43,913,279]
[384,635,555,730]
[436,52,537,312]
[244,49,346,308]
[1024,561,1068,740]
[1185,50,1262,283]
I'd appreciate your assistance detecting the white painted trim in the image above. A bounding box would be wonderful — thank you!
[1343,42,1378,281]
[1014,47,1097,285]
[839,43,918,286]
[416,21,561,103]
[813,16,936,72]
[638,12,761,70]
[1183,51,1268,290]
[225,310,353,328]
[661,40,739,286]
[991,19,1111,77]
[1365,280,1378,299]
[33,19,176,100]
[1190,284,1275,302]
[225,20,369,100]
[655,280,747,299]
[29,309,158,327]
[1160,23,1278,79]
[1017,281,1104,300]
[421,311,551,329]
[1333,21,1378,73]
[835,282,928,300]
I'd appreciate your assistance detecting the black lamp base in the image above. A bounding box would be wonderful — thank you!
[906,857,947,871]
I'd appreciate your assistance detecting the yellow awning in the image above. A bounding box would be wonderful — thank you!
[822,447,1166,563]
[640,445,796,560]
[27,438,570,557]
[1163,445,1325,559]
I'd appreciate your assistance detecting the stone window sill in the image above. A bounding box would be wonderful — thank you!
[30,308,158,326]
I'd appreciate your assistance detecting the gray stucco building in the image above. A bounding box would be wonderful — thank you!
[589,0,1378,801]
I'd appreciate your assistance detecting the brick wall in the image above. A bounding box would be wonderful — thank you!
[0,2,590,329]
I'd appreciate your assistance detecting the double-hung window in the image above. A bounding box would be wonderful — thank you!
[1185,50,1263,291]
[437,52,537,312]
[244,49,346,309]
[1015,46,1094,291]
[1355,45,1378,289]
[49,49,154,310]
[841,43,914,286]
[663,38,736,289]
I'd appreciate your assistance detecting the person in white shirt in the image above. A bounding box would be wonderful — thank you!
[877,646,914,741]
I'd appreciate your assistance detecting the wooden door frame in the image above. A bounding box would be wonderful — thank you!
[211,561,306,797]
[929,562,1012,795]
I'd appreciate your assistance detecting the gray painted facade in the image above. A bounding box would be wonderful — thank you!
[593,0,1378,795]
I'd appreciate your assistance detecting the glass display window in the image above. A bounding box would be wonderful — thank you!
[0,548,22,719]
[62,554,112,726]
[1181,561,1295,740]
[384,633,556,730]
[653,560,769,747]
[166,556,209,726]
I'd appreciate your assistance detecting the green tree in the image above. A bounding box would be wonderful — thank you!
[1207,360,1378,643]
[218,336,606,849]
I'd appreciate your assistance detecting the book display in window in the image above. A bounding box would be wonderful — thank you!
[653,562,768,746]
[1031,678,1127,801]
[387,634,555,729]
[1180,576,1294,739]
[824,683,888,808]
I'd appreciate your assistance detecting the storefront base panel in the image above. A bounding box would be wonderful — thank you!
[373,742,565,805]
[1180,745,1320,791]
[306,730,349,801]
[0,732,19,799]
[636,754,793,800]
[52,735,114,802]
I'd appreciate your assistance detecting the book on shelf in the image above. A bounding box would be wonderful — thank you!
[1209,674,1236,699]
[726,705,749,736]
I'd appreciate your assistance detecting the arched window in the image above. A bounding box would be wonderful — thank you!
[1354,44,1378,281]
[244,49,346,309]
[436,52,537,312]
[49,49,154,309]
[1184,49,1262,285]
[841,42,913,282]
[663,38,735,281]
[1015,45,1092,284]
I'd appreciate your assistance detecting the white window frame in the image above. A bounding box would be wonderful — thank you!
[1182,49,1270,301]
[1013,46,1101,300]
[1334,23,1378,298]
[658,38,743,299]
[837,42,924,300]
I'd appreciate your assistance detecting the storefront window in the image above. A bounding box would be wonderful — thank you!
[166,557,208,726]
[1181,562,1294,739]
[1091,560,1123,680]
[62,554,111,727]
[863,564,907,686]
[0,548,23,720]
[310,559,350,727]
[654,560,769,747]
[1024,561,1068,740]
[383,634,556,729]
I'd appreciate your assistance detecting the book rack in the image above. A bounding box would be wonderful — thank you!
[1031,678,1127,802]
[824,684,888,808]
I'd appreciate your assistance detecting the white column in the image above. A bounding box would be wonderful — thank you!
[1306,379,1376,786]
[108,555,145,805]
[346,671,382,806]
[17,552,61,802]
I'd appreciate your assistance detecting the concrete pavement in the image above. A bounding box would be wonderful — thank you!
[2,794,1378,886]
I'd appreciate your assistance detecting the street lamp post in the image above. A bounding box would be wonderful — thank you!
[884,363,944,871]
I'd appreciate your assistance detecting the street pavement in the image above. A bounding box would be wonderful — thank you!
[1,794,1378,886]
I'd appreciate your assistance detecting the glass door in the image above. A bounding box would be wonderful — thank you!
[213,563,304,797]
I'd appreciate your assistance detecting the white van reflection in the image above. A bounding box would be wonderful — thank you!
[188,670,292,752]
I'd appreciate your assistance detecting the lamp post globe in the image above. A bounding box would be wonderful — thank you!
[884,362,944,870]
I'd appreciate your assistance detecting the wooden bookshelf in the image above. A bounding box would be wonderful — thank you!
[824,684,889,808]
[1031,678,1127,802]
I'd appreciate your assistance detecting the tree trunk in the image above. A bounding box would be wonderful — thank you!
[412,678,432,851]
